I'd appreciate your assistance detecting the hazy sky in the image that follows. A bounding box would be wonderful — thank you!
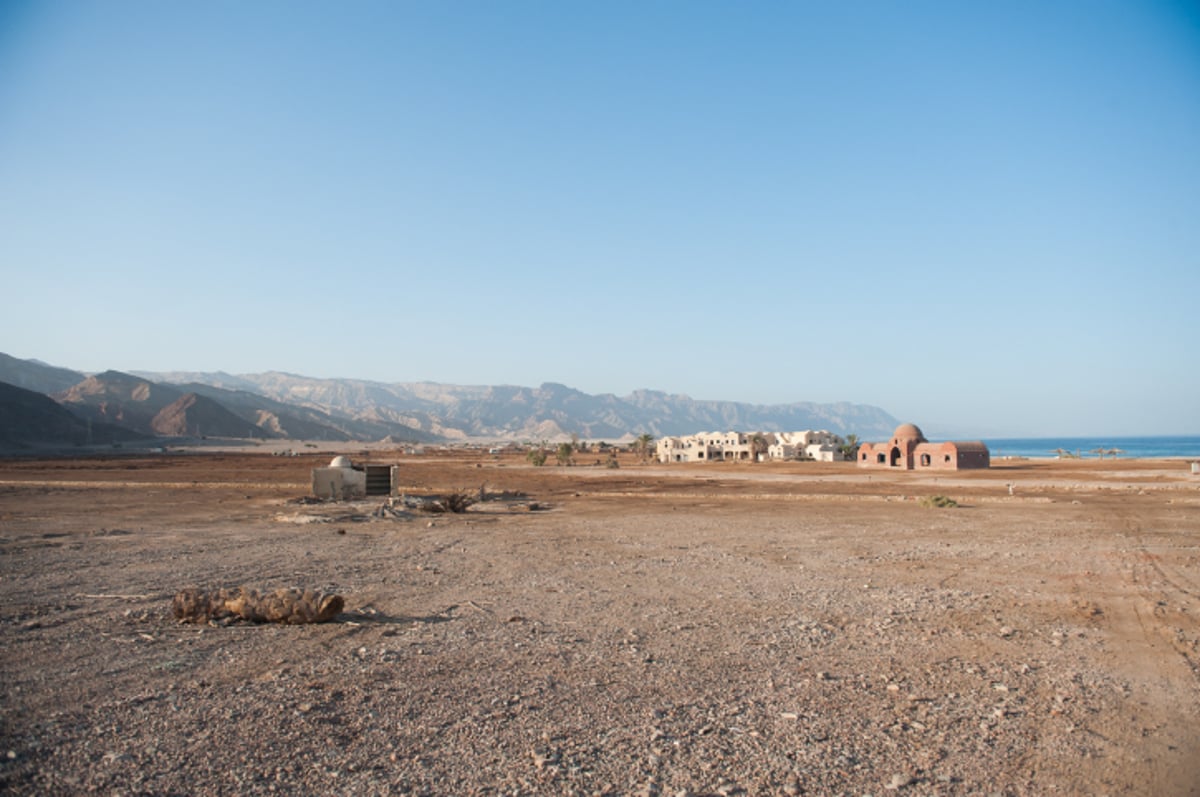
[2,1,1197,437]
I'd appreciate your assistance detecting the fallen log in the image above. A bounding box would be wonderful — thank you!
[172,586,344,625]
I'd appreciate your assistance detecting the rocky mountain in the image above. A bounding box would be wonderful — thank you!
[1,353,900,445]
[56,371,186,436]
[144,372,900,440]
[149,393,269,439]
[0,381,141,448]
[0,353,85,395]
[53,370,439,443]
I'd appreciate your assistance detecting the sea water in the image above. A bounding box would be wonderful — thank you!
[983,436,1200,459]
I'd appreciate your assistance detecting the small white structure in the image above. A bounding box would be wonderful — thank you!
[311,456,399,500]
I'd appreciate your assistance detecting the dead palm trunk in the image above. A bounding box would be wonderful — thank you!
[172,586,344,624]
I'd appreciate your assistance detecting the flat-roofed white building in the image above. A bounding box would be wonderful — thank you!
[657,430,847,463]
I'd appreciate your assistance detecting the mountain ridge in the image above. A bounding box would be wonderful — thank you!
[0,353,900,445]
[133,370,899,440]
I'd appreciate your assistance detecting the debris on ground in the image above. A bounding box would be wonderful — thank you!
[172,586,344,625]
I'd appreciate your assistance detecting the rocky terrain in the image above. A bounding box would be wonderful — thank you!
[1,451,1198,795]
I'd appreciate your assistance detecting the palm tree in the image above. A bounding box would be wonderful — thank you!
[633,433,655,463]
[839,434,860,462]
[750,433,769,463]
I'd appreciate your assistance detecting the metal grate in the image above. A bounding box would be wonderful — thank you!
[364,465,392,496]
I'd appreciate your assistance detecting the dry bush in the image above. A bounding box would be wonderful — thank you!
[415,489,475,514]
[172,587,344,624]
[442,489,475,513]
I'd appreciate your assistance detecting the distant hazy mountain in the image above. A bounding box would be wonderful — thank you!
[55,370,439,443]
[141,371,900,440]
[1,353,900,444]
[0,353,85,395]
[0,381,141,448]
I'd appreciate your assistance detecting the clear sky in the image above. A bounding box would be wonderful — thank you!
[1,1,1197,437]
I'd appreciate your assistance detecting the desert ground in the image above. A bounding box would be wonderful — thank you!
[1,448,1198,796]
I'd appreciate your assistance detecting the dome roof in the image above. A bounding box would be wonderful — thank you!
[893,423,926,442]
[329,455,353,468]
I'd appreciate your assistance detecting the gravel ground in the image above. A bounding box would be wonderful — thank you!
[1,451,1198,795]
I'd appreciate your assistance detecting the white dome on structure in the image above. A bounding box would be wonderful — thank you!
[329,455,353,468]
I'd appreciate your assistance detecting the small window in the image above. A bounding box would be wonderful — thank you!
[920,454,931,466]
[944,454,951,462]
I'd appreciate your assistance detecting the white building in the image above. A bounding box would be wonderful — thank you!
[656,430,847,463]
[766,430,845,462]
[311,455,399,500]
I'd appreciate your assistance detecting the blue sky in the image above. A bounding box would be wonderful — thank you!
[1,1,1197,437]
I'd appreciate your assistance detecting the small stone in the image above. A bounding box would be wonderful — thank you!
[6,750,16,760]
[886,772,913,790]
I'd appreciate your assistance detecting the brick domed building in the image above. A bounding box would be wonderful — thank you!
[858,423,989,470]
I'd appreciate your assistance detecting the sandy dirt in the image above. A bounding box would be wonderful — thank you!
[1,449,1198,796]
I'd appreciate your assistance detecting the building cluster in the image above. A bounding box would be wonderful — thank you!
[654,423,991,471]
[656,430,847,463]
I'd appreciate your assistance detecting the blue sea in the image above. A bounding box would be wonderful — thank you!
[982,436,1200,460]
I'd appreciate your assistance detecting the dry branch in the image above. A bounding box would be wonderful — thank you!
[172,586,344,625]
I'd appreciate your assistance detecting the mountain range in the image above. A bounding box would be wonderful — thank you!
[0,352,899,448]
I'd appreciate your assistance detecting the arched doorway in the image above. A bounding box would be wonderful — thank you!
[890,446,902,467]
